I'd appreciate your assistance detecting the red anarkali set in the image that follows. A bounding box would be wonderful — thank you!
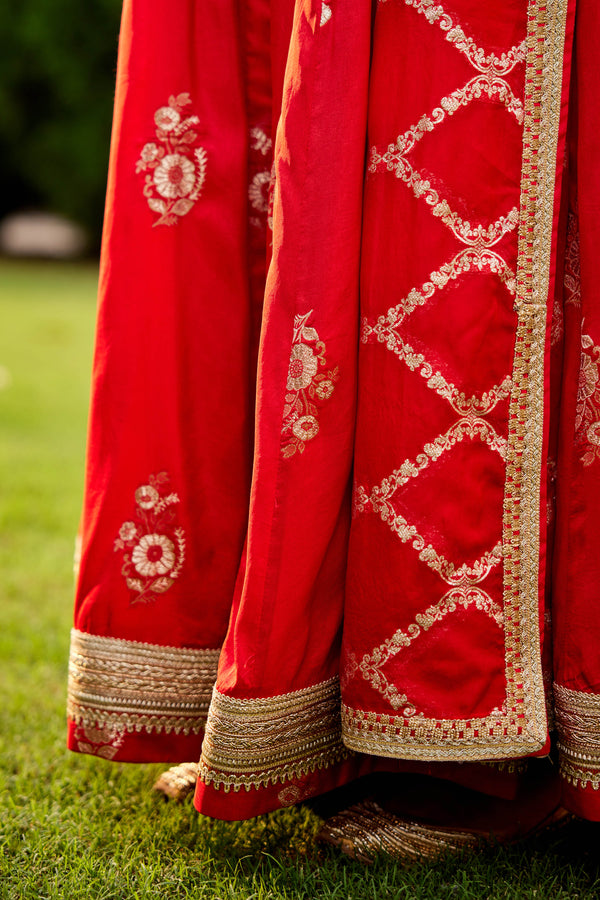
[68,0,600,832]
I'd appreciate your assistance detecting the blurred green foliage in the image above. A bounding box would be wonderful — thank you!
[0,1,122,244]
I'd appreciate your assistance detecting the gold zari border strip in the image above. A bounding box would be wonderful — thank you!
[199,678,350,791]
[342,705,540,761]
[67,628,219,735]
[343,0,568,761]
[555,683,600,790]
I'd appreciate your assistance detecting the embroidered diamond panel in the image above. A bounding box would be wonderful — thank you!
[343,0,537,750]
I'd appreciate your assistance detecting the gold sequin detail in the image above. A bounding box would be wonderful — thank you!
[67,629,219,735]
[199,678,350,791]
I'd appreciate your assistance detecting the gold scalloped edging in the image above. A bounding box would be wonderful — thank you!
[67,629,220,735]
[198,678,351,791]
[343,0,568,761]
[555,683,600,790]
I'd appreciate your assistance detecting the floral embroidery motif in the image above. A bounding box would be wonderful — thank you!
[281,312,339,458]
[248,127,272,230]
[68,630,219,736]
[278,781,313,807]
[552,211,581,346]
[74,723,125,760]
[136,94,207,227]
[564,211,581,308]
[321,2,332,25]
[114,472,185,602]
[575,334,600,467]
[249,171,271,215]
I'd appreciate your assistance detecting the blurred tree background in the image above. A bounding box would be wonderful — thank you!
[0,1,123,247]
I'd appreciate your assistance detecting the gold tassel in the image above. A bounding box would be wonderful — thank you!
[153,762,199,801]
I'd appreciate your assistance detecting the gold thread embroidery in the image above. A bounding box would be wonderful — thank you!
[574,334,600,467]
[386,0,526,79]
[363,250,517,341]
[564,211,581,307]
[67,629,219,735]
[359,587,503,712]
[114,472,185,603]
[318,800,478,863]
[497,0,567,752]
[555,684,600,790]
[281,311,339,458]
[136,93,207,226]
[552,211,581,346]
[342,703,533,762]
[320,2,332,26]
[248,126,273,230]
[343,0,567,759]
[249,171,271,216]
[199,679,350,791]
[74,722,125,759]
[267,160,276,233]
[250,126,272,157]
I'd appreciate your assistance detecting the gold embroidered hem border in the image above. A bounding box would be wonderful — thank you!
[199,678,350,791]
[555,683,600,790]
[342,705,543,762]
[67,629,220,734]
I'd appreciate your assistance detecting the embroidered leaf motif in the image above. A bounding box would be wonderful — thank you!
[173,92,191,107]
[301,326,319,342]
[148,198,167,215]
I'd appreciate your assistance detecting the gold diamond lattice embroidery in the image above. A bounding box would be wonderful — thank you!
[354,0,526,712]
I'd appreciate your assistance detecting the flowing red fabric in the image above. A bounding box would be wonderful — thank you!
[68,0,600,824]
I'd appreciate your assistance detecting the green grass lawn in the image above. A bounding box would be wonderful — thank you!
[1,259,600,899]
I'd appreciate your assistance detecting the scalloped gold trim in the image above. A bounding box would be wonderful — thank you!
[67,629,219,735]
[199,678,350,791]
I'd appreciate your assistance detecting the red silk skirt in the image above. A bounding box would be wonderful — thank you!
[68,0,600,823]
